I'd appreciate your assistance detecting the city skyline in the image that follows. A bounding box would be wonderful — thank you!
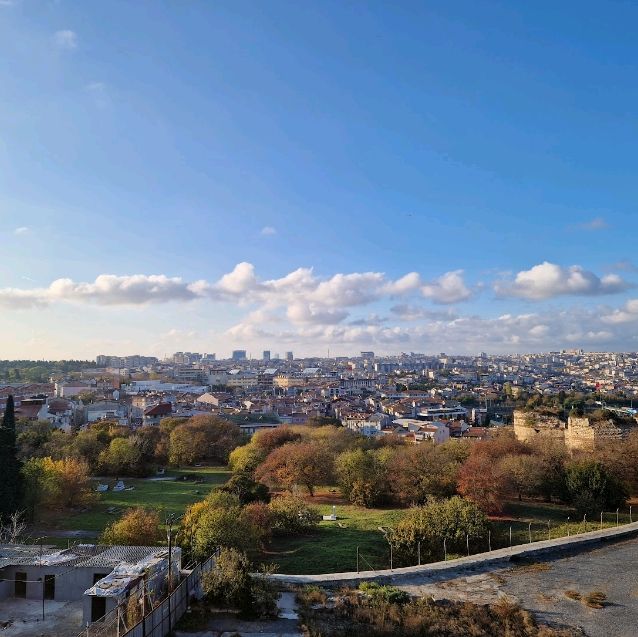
[2,2,638,358]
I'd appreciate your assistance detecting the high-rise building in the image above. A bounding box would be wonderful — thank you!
[263,350,271,361]
[286,351,294,361]
[361,351,375,359]
[232,350,247,361]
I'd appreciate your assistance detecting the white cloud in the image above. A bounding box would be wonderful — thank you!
[495,262,631,300]
[53,30,77,50]
[261,226,277,236]
[576,217,608,231]
[13,226,29,236]
[421,270,472,304]
[602,299,638,324]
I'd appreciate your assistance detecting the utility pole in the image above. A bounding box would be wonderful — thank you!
[166,514,176,631]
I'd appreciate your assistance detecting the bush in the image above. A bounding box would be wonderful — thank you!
[359,581,410,605]
[202,548,278,618]
[268,494,320,535]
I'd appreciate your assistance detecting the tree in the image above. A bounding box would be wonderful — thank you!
[16,420,52,458]
[99,437,143,475]
[169,416,246,466]
[256,441,332,496]
[228,443,267,475]
[268,493,320,535]
[101,508,163,545]
[390,496,488,561]
[220,472,270,505]
[457,454,509,514]
[252,426,302,455]
[565,460,627,516]
[0,396,22,517]
[389,443,465,505]
[499,454,547,501]
[193,504,258,558]
[335,448,389,507]
[25,457,96,510]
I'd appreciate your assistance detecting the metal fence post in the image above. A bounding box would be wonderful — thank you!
[567,516,570,536]
[417,541,421,566]
[600,511,603,530]
[528,522,532,544]
[488,529,491,552]
[509,526,512,550]
[466,534,469,557]
[356,546,359,573]
[443,538,447,561]
[616,508,619,527]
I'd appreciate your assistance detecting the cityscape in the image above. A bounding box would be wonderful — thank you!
[2,1,638,636]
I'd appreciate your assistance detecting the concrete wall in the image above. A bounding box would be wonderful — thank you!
[0,565,110,602]
[270,521,638,586]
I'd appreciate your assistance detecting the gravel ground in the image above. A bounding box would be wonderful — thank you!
[397,536,638,636]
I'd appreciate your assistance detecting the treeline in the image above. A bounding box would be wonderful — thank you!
[0,359,94,383]
[16,415,246,477]
[226,424,633,517]
[173,422,635,567]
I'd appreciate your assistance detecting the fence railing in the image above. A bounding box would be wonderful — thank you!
[80,554,216,637]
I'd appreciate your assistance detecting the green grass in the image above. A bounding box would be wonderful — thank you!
[260,498,635,575]
[37,466,230,545]
[260,502,403,574]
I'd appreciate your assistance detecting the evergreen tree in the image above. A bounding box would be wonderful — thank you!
[0,396,23,518]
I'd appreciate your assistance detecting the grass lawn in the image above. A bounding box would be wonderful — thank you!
[36,466,230,546]
[260,494,635,575]
[261,500,403,574]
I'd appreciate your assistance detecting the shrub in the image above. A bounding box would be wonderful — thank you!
[359,581,410,605]
[202,548,278,618]
[268,494,320,535]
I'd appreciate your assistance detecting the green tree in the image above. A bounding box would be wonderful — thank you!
[0,396,22,517]
[390,496,488,561]
[565,460,627,516]
[335,448,389,507]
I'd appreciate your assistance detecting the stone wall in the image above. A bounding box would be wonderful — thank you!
[512,410,566,443]
[566,414,637,452]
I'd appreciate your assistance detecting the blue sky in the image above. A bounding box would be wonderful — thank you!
[1,0,638,359]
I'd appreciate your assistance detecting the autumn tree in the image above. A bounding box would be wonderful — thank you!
[99,437,142,475]
[255,441,332,496]
[23,457,96,510]
[389,442,466,505]
[101,508,163,545]
[169,416,246,466]
[457,454,508,514]
[252,427,302,455]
